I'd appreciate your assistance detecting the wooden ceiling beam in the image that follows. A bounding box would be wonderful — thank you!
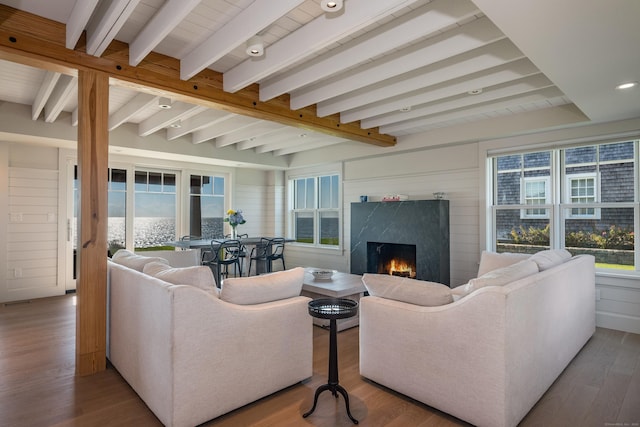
[0,4,396,147]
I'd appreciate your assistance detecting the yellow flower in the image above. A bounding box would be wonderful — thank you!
[227,209,235,215]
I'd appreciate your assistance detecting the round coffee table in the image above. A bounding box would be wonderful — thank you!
[303,298,359,424]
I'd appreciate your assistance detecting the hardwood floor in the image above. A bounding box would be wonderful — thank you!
[1,294,639,427]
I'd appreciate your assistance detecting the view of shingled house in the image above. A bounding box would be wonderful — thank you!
[492,140,635,267]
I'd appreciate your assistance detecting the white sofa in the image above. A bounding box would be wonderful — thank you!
[133,248,201,267]
[359,250,596,427]
[107,250,313,427]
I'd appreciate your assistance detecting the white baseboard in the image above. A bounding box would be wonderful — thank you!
[596,311,640,334]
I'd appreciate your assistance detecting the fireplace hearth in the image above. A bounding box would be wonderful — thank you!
[368,242,417,278]
[350,200,449,284]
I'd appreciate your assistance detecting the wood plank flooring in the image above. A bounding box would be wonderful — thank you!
[1,294,639,426]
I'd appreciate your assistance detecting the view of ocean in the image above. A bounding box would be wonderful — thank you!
[103,217,224,250]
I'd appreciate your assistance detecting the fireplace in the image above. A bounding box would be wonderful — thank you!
[350,200,449,285]
[367,242,417,278]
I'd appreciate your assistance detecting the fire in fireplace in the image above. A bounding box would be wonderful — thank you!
[367,242,417,278]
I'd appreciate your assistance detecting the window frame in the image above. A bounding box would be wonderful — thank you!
[132,168,178,249]
[289,172,341,248]
[564,172,600,219]
[187,174,226,239]
[488,139,638,272]
[521,176,551,219]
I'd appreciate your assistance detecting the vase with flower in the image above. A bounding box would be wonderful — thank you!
[224,209,246,239]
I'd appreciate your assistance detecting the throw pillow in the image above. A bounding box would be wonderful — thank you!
[111,249,169,272]
[477,251,531,277]
[467,259,538,291]
[142,261,217,292]
[220,267,305,305]
[362,274,453,307]
[529,249,572,271]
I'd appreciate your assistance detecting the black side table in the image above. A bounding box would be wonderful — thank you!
[303,298,359,424]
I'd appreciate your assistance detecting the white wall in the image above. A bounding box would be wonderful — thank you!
[343,143,481,286]
[234,169,285,239]
[285,143,482,285]
[0,143,63,302]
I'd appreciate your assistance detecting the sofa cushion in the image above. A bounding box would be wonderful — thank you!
[467,259,539,291]
[143,261,217,293]
[220,267,305,305]
[362,274,453,306]
[529,249,572,271]
[477,251,531,277]
[111,249,169,272]
[134,249,201,267]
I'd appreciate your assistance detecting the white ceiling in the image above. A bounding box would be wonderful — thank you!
[0,0,639,167]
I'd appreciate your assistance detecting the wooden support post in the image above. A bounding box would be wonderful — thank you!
[75,70,109,376]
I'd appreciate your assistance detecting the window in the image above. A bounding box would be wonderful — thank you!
[74,164,229,252]
[134,170,176,249]
[494,151,552,244]
[107,168,127,252]
[490,140,636,271]
[523,177,550,218]
[291,173,340,246]
[74,166,127,254]
[189,175,225,239]
[566,173,598,218]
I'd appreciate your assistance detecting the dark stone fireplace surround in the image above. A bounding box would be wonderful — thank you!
[350,200,450,285]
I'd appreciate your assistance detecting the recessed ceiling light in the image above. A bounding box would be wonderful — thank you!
[616,81,638,90]
[158,97,172,109]
[246,35,264,57]
[169,120,181,129]
[321,0,343,12]
[399,106,411,112]
[467,89,483,95]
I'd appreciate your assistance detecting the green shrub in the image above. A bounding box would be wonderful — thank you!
[509,224,550,245]
[602,225,634,249]
[509,224,634,250]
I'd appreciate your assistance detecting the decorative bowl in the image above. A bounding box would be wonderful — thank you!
[311,270,334,280]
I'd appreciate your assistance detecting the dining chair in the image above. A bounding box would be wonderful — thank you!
[223,233,248,276]
[266,237,286,272]
[248,237,286,275]
[235,233,249,275]
[248,238,270,276]
[202,239,242,288]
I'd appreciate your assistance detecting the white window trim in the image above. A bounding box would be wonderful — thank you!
[289,172,342,249]
[564,172,601,219]
[521,176,551,219]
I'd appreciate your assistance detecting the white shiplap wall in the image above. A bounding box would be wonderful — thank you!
[344,168,480,286]
[285,143,482,285]
[234,179,286,274]
[233,183,267,238]
[234,183,285,237]
[596,274,640,334]
[5,167,61,301]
